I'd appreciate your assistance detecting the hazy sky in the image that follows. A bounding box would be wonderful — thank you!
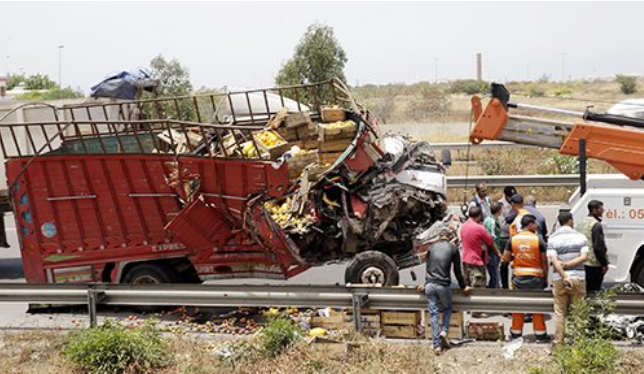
[2,2,642,92]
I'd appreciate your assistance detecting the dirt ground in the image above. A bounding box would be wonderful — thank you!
[1,331,643,374]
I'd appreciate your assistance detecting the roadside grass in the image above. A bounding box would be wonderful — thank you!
[1,327,643,374]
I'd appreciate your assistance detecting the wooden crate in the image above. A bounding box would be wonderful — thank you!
[381,325,418,339]
[287,150,319,179]
[320,152,343,165]
[321,106,346,123]
[310,315,352,331]
[319,121,357,142]
[285,111,311,128]
[292,139,319,150]
[381,311,421,325]
[319,139,353,153]
[252,130,289,159]
[466,322,504,341]
[277,122,319,142]
[423,311,464,340]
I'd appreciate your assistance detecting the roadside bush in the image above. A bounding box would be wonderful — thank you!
[406,86,450,122]
[62,320,170,374]
[527,84,547,97]
[449,79,490,95]
[535,291,621,374]
[540,154,579,175]
[615,74,638,94]
[258,316,302,358]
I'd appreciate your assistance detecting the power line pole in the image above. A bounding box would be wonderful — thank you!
[560,53,567,82]
[58,45,65,87]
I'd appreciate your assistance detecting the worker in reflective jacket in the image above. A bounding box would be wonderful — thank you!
[502,214,550,342]
[507,194,530,237]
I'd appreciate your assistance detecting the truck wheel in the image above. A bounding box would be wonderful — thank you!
[632,261,644,287]
[345,251,399,286]
[123,263,178,285]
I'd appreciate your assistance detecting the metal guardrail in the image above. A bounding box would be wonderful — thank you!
[447,174,582,188]
[1,283,642,331]
[432,141,535,151]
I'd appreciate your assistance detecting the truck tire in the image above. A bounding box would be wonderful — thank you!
[632,260,644,287]
[123,263,178,285]
[345,251,399,286]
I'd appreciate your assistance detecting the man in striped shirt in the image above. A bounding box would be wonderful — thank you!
[547,212,589,345]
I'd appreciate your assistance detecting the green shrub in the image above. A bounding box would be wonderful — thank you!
[258,316,302,358]
[527,85,546,97]
[62,320,170,374]
[448,79,490,95]
[550,291,621,374]
[541,154,579,175]
[615,74,637,94]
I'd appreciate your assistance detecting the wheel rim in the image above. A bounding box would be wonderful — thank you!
[132,275,161,285]
[360,266,386,284]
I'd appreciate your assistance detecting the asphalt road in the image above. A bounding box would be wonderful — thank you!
[0,206,562,334]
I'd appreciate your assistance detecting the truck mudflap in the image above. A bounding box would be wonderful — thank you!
[164,199,232,251]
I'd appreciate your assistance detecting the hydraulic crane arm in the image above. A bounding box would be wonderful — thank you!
[470,84,644,180]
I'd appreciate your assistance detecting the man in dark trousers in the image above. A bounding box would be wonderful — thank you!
[417,229,472,355]
[576,200,609,292]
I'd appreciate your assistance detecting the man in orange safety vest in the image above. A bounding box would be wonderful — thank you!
[502,214,550,342]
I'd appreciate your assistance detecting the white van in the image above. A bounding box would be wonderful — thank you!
[564,174,644,286]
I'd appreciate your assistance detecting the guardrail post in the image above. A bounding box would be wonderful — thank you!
[87,285,105,328]
[351,293,369,333]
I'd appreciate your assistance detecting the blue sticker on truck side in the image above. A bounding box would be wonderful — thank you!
[41,222,57,238]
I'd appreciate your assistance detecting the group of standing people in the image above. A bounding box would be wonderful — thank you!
[420,182,610,354]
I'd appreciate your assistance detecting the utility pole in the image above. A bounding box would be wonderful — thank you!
[476,53,482,81]
[58,45,64,87]
[560,53,567,82]
[434,57,439,83]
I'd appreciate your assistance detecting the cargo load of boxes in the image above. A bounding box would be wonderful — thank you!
[155,104,448,275]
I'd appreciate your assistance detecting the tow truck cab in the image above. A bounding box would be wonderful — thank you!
[565,174,644,286]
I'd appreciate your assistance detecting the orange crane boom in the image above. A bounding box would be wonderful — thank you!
[469,84,644,180]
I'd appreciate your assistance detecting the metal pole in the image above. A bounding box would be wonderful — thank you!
[58,45,64,87]
[87,288,98,327]
[579,138,587,196]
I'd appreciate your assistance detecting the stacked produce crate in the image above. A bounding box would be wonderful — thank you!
[318,106,357,165]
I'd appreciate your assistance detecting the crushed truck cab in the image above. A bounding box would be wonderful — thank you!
[3,79,447,286]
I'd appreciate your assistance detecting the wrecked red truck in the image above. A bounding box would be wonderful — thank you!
[3,79,447,286]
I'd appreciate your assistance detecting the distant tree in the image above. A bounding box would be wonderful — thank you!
[16,87,84,101]
[149,55,193,97]
[6,74,25,90]
[147,55,195,120]
[276,23,347,106]
[24,73,57,90]
[615,74,637,95]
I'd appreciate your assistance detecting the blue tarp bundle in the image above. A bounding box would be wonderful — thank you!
[90,69,157,100]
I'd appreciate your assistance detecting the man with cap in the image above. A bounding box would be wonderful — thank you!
[503,214,550,342]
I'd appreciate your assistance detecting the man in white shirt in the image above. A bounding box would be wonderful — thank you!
[547,212,589,345]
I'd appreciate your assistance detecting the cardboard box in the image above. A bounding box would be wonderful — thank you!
[321,106,346,123]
